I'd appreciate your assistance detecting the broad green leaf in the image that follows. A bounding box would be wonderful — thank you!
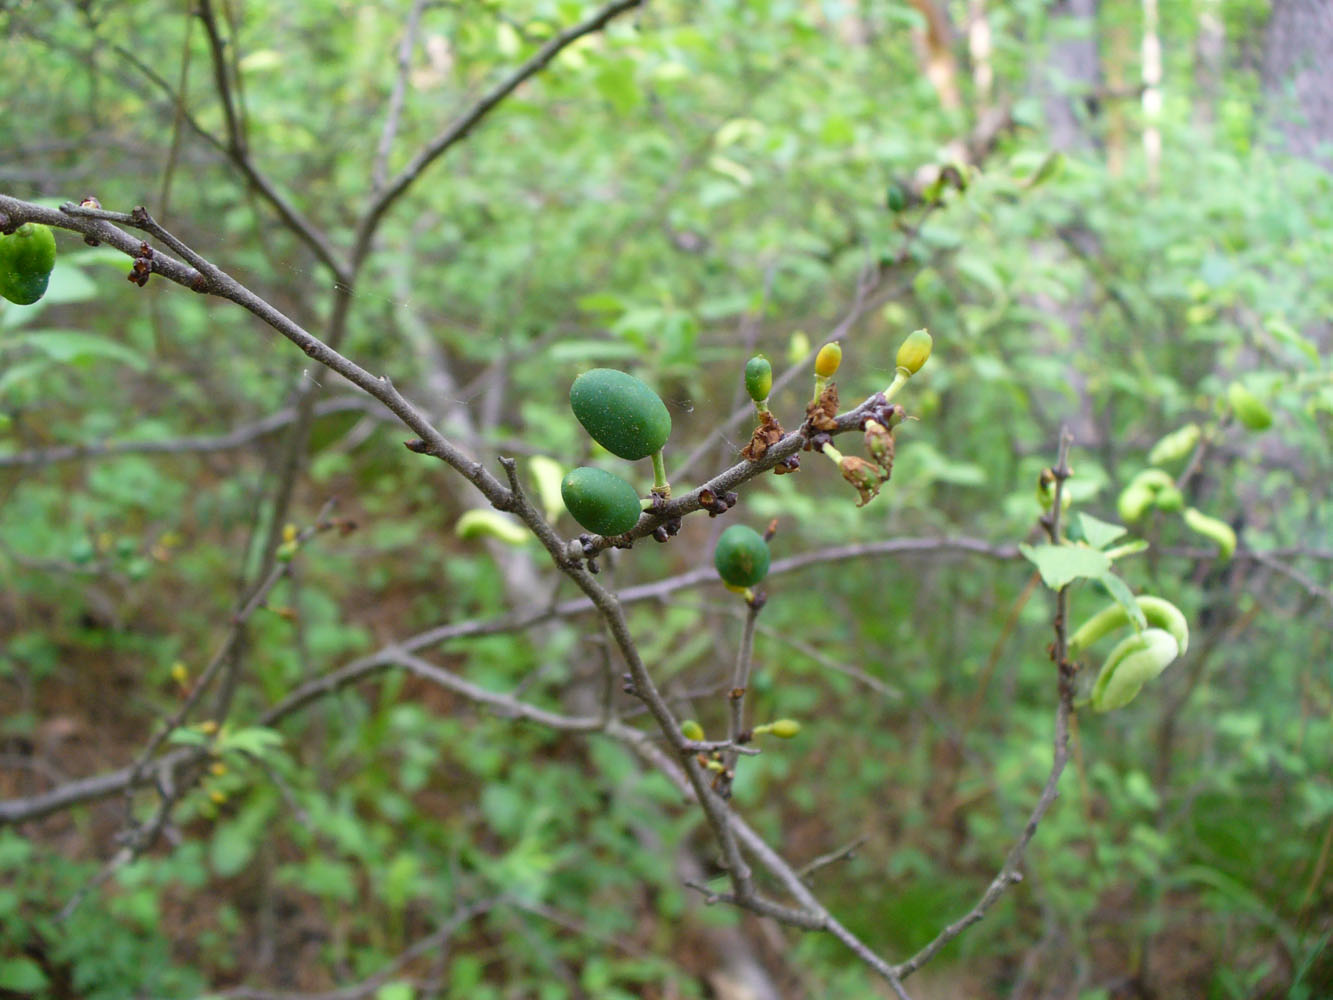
[0,958,48,992]
[220,726,284,758]
[210,822,256,878]
[8,330,148,370]
[1079,513,1127,550]
[1019,543,1111,590]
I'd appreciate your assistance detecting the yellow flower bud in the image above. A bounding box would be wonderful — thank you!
[895,329,932,375]
[281,523,298,544]
[170,662,189,687]
[680,720,705,742]
[814,342,842,378]
[768,719,801,739]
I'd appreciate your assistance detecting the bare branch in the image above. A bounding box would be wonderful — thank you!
[892,429,1078,979]
[0,397,377,469]
[355,0,646,265]
[109,38,350,279]
[214,897,500,1000]
[191,0,352,281]
[372,0,430,191]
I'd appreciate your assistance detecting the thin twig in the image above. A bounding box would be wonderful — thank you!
[355,0,647,266]
[0,397,377,469]
[372,0,429,191]
[891,428,1077,979]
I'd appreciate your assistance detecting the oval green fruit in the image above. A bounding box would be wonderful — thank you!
[744,355,772,403]
[569,368,671,461]
[0,223,57,305]
[713,524,770,588]
[560,466,642,536]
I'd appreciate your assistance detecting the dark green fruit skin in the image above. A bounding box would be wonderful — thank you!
[561,466,643,536]
[713,525,770,587]
[569,368,671,461]
[0,223,57,306]
[744,356,772,403]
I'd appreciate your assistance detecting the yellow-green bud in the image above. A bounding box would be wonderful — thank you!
[895,329,932,376]
[767,719,801,738]
[814,342,842,378]
[680,720,705,742]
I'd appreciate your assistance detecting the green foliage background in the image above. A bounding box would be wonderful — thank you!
[1,1,1330,997]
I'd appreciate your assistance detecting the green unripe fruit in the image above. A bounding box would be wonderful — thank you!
[767,719,801,739]
[713,524,770,588]
[560,466,642,536]
[0,223,57,305]
[569,368,671,461]
[680,720,705,742]
[1227,382,1273,432]
[744,355,772,403]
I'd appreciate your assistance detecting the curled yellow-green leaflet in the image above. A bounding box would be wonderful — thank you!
[455,509,530,545]
[1183,507,1237,561]
[1067,595,1189,658]
[1227,382,1273,432]
[1090,628,1180,712]
[1117,483,1154,523]
[1148,423,1201,467]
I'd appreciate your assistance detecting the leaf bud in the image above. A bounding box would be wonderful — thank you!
[895,328,932,375]
[680,720,705,742]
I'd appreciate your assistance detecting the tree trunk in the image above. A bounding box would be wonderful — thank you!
[1043,0,1101,152]
[1262,0,1333,169]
